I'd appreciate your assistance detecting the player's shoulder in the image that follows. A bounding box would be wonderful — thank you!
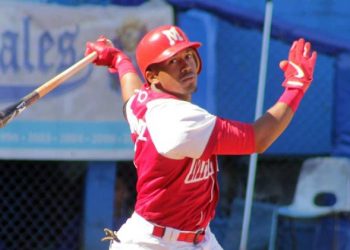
[147,98,214,123]
[147,98,197,111]
[124,86,178,119]
[126,85,213,120]
[129,85,174,104]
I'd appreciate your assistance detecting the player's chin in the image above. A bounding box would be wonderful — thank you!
[180,76,197,89]
[183,82,197,94]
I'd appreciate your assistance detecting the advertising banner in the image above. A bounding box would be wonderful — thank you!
[0,1,174,160]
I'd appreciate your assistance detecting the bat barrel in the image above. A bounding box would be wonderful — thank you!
[0,52,98,128]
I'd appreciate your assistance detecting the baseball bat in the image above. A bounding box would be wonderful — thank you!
[0,51,97,128]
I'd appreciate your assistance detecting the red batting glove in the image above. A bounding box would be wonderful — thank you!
[280,38,317,93]
[85,36,131,74]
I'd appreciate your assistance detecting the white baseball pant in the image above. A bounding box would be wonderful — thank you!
[109,212,224,250]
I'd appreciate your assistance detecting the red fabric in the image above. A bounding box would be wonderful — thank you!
[128,85,219,231]
[177,230,205,244]
[200,118,255,159]
[127,86,256,232]
[278,88,304,112]
[85,36,137,78]
[280,38,317,93]
[116,57,137,78]
[85,36,117,67]
[152,226,165,238]
[152,225,205,244]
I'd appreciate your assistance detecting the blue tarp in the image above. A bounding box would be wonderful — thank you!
[177,8,336,154]
[169,0,350,155]
[332,53,350,157]
[168,0,350,55]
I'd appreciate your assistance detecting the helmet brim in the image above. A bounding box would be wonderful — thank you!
[150,41,202,68]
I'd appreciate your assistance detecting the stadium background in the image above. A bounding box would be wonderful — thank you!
[1,0,350,249]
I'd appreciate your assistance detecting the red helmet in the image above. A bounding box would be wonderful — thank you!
[136,25,202,80]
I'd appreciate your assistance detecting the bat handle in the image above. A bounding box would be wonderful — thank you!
[36,52,98,98]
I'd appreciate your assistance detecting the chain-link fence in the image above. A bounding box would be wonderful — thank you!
[0,161,86,250]
[187,5,349,249]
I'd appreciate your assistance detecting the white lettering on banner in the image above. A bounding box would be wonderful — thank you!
[185,159,215,184]
[0,16,79,74]
[161,27,183,46]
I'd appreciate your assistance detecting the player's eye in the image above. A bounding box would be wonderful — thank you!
[169,58,178,65]
[185,52,194,59]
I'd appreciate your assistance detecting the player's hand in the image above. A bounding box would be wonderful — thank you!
[101,228,120,242]
[280,38,317,93]
[85,36,130,73]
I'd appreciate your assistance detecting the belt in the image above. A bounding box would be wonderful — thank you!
[152,225,205,245]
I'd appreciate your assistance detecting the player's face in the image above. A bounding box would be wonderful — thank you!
[148,48,199,101]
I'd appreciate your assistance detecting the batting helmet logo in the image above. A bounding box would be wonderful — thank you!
[136,25,202,81]
[161,27,184,46]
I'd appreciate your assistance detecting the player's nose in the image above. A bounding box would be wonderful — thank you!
[179,59,193,73]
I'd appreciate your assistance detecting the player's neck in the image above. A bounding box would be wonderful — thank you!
[150,84,192,102]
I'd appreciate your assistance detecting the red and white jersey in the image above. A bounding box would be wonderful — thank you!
[125,84,255,231]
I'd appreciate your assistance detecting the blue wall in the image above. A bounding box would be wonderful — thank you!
[222,0,350,43]
[177,6,337,155]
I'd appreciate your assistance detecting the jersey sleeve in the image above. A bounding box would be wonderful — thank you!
[200,117,256,159]
[146,99,216,160]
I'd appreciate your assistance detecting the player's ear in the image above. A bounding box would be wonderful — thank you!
[145,68,159,84]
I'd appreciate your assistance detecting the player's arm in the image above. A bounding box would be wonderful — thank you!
[253,101,294,153]
[85,36,143,103]
[203,38,317,158]
[253,38,317,152]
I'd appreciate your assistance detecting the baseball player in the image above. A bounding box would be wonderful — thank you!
[85,25,317,250]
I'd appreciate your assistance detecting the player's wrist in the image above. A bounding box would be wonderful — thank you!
[278,88,304,112]
[109,53,137,78]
